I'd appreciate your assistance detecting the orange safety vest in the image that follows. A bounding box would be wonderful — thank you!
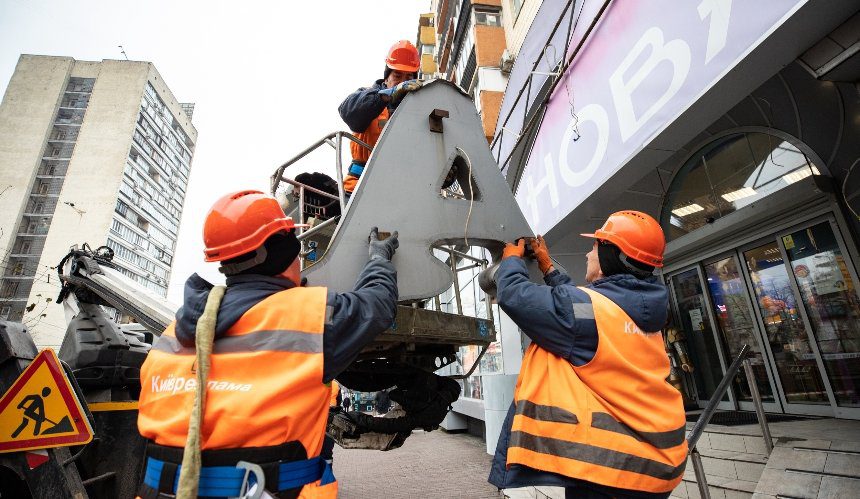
[344,108,389,194]
[507,287,687,493]
[138,286,337,498]
[329,380,340,406]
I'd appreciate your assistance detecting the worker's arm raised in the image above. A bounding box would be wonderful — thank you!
[530,235,574,287]
[320,229,399,382]
[495,257,598,366]
[338,80,388,133]
[544,268,573,287]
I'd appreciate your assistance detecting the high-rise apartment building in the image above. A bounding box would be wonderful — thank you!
[0,55,196,348]
[427,0,509,142]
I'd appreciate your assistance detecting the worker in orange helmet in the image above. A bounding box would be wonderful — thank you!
[339,40,422,196]
[489,212,688,499]
[137,190,399,498]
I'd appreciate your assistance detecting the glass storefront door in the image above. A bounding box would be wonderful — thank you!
[665,215,860,418]
[782,221,860,413]
[669,268,732,409]
[703,256,781,412]
[743,241,831,411]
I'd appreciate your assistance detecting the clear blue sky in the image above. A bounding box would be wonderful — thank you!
[0,0,431,302]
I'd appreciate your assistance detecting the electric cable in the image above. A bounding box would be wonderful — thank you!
[456,147,475,248]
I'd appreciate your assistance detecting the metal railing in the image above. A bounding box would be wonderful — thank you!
[686,344,773,499]
[270,131,374,270]
[271,130,372,217]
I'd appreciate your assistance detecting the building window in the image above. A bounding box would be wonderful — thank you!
[422,44,435,55]
[1,282,19,298]
[460,48,477,93]
[661,131,823,241]
[475,9,502,26]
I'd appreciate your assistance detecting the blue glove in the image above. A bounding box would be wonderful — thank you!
[379,80,423,105]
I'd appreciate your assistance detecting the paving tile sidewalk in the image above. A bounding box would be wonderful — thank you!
[333,429,502,498]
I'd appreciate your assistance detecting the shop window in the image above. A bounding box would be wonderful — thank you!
[661,132,822,241]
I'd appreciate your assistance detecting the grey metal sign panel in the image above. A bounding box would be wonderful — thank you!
[303,80,535,301]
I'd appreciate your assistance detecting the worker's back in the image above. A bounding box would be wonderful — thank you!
[138,283,338,498]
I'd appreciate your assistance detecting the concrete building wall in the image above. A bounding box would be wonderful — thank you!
[147,65,197,144]
[27,59,149,347]
[501,0,541,57]
[0,56,71,269]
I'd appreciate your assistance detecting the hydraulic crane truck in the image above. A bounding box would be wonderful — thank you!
[0,79,538,498]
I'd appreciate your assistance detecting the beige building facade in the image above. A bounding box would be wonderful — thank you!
[0,55,196,348]
[500,0,542,58]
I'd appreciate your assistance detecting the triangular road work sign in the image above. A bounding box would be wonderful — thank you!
[0,349,93,453]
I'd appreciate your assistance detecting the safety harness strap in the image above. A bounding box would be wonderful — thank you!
[145,456,329,496]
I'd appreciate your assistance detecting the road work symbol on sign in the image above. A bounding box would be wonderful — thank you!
[0,349,93,453]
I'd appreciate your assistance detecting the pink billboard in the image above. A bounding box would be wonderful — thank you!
[516,0,807,235]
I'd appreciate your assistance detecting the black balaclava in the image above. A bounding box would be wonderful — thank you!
[222,231,300,276]
[597,240,655,279]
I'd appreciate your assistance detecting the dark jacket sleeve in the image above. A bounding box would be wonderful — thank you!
[322,257,398,382]
[495,257,598,366]
[544,268,573,287]
[338,81,387,133]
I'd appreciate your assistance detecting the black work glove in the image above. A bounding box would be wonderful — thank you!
[368,227,399,261]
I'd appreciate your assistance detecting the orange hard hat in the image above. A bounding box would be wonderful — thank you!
[386,40,420,73]
[203,190,308,262]
[581,211,665,267]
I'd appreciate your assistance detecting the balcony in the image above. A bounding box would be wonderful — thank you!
[17,227,49,236]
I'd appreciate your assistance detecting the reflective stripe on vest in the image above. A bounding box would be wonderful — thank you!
[346,108,389,193]
[507,287,688,493]
[138,286,331,462]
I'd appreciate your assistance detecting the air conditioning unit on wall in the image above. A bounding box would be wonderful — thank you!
[500,49,515,75]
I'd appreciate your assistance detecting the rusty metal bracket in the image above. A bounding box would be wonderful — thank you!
[429,109,449,133]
